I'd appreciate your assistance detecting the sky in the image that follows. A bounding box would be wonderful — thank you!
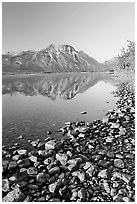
[2,2,135,62]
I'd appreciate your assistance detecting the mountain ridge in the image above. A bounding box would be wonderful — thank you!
[2,44,109,74]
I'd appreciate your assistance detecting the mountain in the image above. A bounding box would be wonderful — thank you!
[2,44,108,74]
[2,72,114,100]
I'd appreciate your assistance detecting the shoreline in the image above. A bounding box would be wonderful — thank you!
[2,73,135,202]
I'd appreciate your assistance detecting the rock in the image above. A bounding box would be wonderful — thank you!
[56,153,68,165]
[17,135,24,140]
[37,197,46,202]
[45,140,56,150]
[2,160,9,172]
[47,131,52,135]
[81,111,87,115]
[122,197,132,202]
[2,186,25,202]
[106,136,113,143]
[20,168,27,173]
[9,176,17,182]
[86,165,95,177]
[67,164,78,172]
[30,140,39,148]
[23,195,32,202]
[17,149,28,156]
[83,162,92,170]
[2,179,10,192]
[49,166,60,175]
[37,142,45,150]
[98,169,108,178]
[27,167,38,176]
[102,117,109,123]
[102,180,110,194]
[49,198,61,202]
[49,181,58,193]
[72,171,85,182]
[29,155,37,163]
[119,126,126,135]
[114,159,124,168]
[98,160,111,168]
[8,161,17,170]
[18,158,31,168]
[36,173,50,183]
[27,184,39,190]
[12,155,21,161]
[38,150,53,158]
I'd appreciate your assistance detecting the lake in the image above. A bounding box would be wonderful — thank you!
[2,72,118,146]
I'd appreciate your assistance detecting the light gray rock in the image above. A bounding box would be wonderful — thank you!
[56,153,68,165]
[2,187,25,202]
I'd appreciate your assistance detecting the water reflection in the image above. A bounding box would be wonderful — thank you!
[2,72,114,100]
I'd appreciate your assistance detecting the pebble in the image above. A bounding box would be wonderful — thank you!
[114,159,124,168]
[49,166,60,175]
[2,179,10,192]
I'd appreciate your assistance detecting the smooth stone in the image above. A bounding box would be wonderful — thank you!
[114,159,124,168]
[17,149,28,156]
[8,161,17,170]
[49,166,60,175]
[2,160,9,172]
[37,197,46,202]
[27,184,39,190]
[2,179,10,192]
[18,158,31,168]
[27,167,38,175]
[29,155,37,163]
[23,196,32,202]
[2,186,25,202]
[81,111,87,114]
[36,173,50,183]
[12,155,21,161]
[9,176,17,182]
[49,198,61,202]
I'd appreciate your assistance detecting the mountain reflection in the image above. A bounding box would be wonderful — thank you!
[2,72,114,100]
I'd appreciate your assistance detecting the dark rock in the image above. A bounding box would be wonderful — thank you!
[8,161,17,170]
[2,160,9,172]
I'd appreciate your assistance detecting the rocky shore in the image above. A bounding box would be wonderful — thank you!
[2,81,135,202]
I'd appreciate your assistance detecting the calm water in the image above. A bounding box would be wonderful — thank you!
[2,72,118,145]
